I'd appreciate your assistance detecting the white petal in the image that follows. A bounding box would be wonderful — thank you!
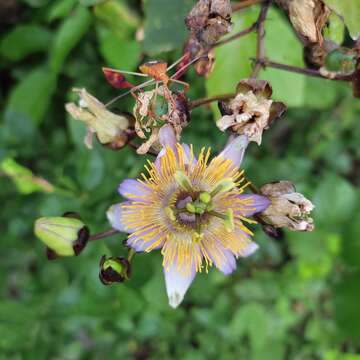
[164,264,196,308]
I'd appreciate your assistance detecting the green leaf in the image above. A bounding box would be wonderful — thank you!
[342,211,360,268]
[323,12,345,45]
[46,0,77,22]
[96,25,141,70]
[230,303,269,350]
[76,148,104,190]
[49,6,92,73]
[1,158,54,194]
[313,174,357,228]
[5,67,57,125]
[94,0,139,39]
[262,8,305,107]
[143,0,194,54]
[303,77,339,109]
[323,0,360,40]
[0,25,52,61]
[333,272,360,342]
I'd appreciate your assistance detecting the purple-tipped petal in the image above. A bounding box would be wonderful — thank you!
[107,202,134,233]
[118,179,151,202]
[237,194,271,217]
[126,227,165,252]
[159,124,177,150]
[164,261,196,308]
[212,247,237,275]
[219,135,249,168]
[202,235,237,275]
[240,241,259,257]
[181,143,197,166]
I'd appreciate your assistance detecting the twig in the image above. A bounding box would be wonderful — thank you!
[89,229,119,241]
[251,0,271,78]
[257,58,354,81]
[214,23,257,48]
[189,93,235,109]
[232,0,265,12]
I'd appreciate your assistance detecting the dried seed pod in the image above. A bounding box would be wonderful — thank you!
[258,181,315,232]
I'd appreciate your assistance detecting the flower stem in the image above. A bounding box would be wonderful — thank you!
[89,229,119,241]
[214,23,257,48]
[232,0,265,12]
[256,58,354,81]
[127,248,136,262]
[251,0,271,78]
[189,93,235,110]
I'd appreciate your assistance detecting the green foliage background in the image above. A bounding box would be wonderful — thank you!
[1,0,360,359]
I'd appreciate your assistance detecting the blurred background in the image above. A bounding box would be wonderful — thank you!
[1,0,360,359]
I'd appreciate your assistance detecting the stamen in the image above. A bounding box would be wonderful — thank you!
[174,170,192,191]
[210,178,236,197]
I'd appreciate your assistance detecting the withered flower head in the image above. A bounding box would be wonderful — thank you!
[217,79,286,145]
[259,181,315,232]
[181,0,232,77]
[133,86,190,154]
[65,88,133,150]
[185,0,232,46]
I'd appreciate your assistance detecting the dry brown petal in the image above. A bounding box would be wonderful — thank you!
[194,49,216,76]
[260,181,296,197]
[236,79,273,98]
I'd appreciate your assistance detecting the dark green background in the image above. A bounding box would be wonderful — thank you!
[1,0,360,359]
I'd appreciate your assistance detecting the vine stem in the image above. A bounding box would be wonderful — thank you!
[89,229,119,241]
[256,58,354,81]
[214,23,257,48]
[232,0,265,12]
[189,93,235,109]
[251,0,271,78]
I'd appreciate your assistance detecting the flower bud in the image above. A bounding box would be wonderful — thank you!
[259,181,315,232]
[99,256,131,285]
[34,216,89,257]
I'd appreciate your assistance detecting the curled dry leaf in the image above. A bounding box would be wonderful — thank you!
[259,181,315,232]
[276,0,331,67]
[217,79,286,145]
[65,88,134,150]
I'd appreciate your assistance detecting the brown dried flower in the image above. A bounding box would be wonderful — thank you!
[217,79,286,145]
[133,86,190,154]
[259,181,315,232]
[185,0,232,46]
[181,0,232,77]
